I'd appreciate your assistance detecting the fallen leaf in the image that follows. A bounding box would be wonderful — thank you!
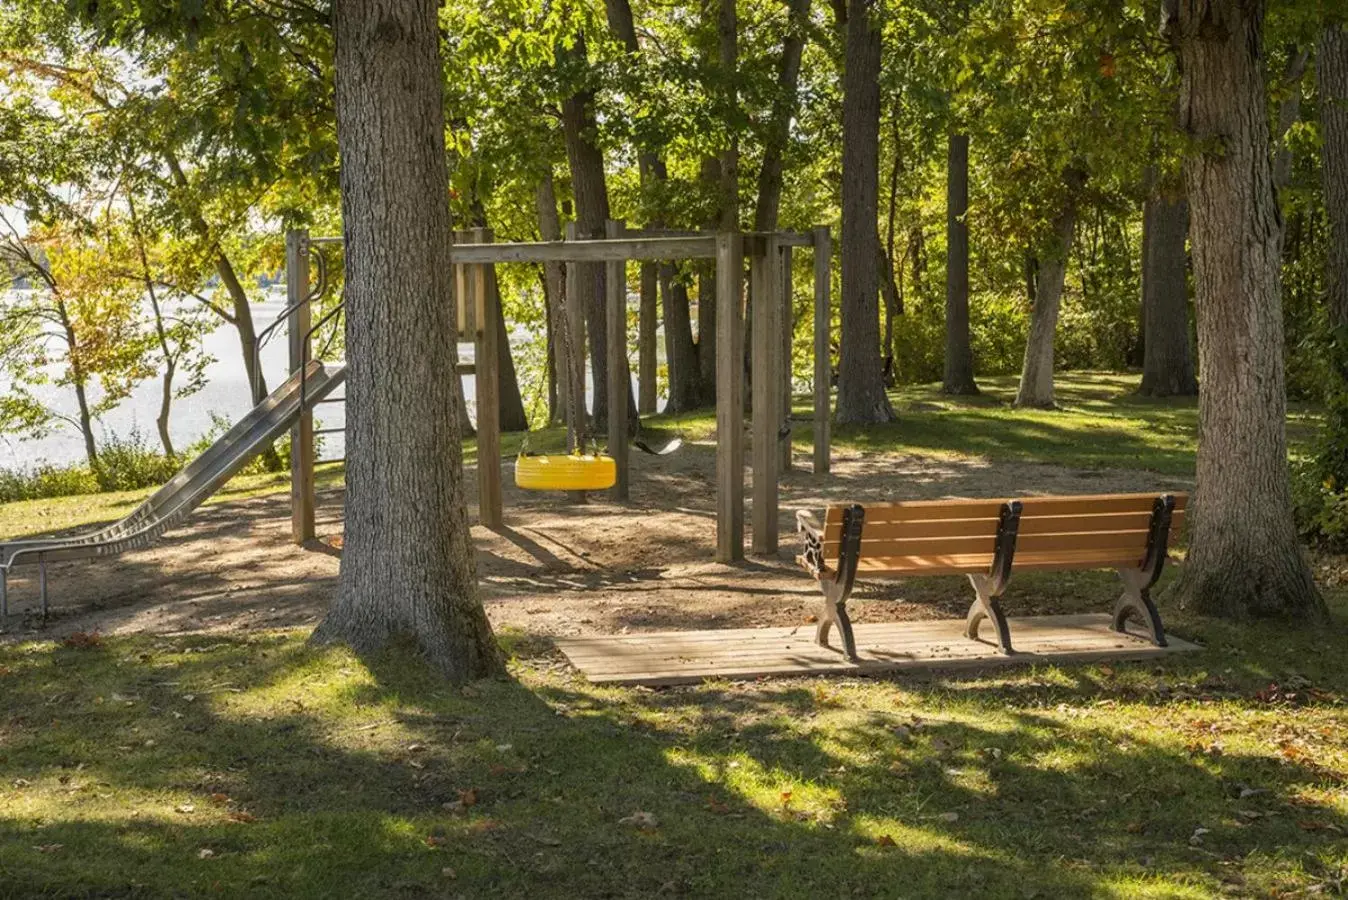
[1189,826,1210,846]
[209,793,230,805]
[227,811,257,824]
[705,796,731,814]
[619,811,659,831]
[34,844,63,854]
[197,848,215,860]
[62,631,102,649]
[175,804,195,814]
[458,788,478,807]
[441,867,457,879]
[875,834,897,847]
[780,791,793,806]
[425,834,448,848]
[936,811,959,823]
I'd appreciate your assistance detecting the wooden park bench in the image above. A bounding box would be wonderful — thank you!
[795,492,1186,660]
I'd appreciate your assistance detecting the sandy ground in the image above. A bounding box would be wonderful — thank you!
[0,440,1193,642]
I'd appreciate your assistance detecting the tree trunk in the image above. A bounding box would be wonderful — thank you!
[718,0,739,233]
[697,156,721,405]
[130,195,179,456]
[753,0,812,233]
[1165,0,1326,621]
[835,0,896,424]
[536,173,569,424]
[1138,186,1197,397]
[559,35,614,425]
[1015,175,1082,409]
[942,133,978,395]
[317,0,504,680]
[1320,22,1348,331]
[1273,47,1310,195]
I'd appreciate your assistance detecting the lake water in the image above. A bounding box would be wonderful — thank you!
[0,294,655,471]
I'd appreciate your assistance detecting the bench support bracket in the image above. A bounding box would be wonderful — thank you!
[798,504,864,661]
[965,501,1022,655]
[1112,494,1174,647]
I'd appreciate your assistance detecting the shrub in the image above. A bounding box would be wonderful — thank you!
[0,463,100,503]
[93,428,180,492]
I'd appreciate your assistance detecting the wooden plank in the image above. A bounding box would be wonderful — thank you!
[561,631,1171,672]
[817,493,1187,525]
[285,229,315,545]
[557,613,1151,654]
[473,227,503,529]
[716,232,745,563]
[750,235,780,556]
[554,613,1201,686]
[844,530,1150,560]
[451,235,718,264]
[812,226,831,474]
[638,260,657,415]
[823,509,1184,544]
[606,220,630,501]
[780,243,793,473]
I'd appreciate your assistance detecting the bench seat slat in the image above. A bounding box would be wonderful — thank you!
[823,509,1185,546]
[855,548,1147,576]
[839,492,1186,526]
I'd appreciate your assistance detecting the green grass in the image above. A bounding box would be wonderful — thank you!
[1,370,1344,896]
[2,370,1323,539]
[1,604,1345,898]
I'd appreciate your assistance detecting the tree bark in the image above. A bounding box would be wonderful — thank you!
[753,0,812,233]
[316,0,504,680]
[943,133,978,395]
[718,0,739,232]
[1273,47,1309,195]
[834,0,896,424]
[559,35,615,425]
[1320,22,1348,331]
[1015,171,1083,409]
[1166,0,1326,621]
[1138,186,1197,397]
[536,173,569,424]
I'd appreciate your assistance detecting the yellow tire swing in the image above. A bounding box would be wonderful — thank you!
[513,306,616,492]
[515,450,616,491]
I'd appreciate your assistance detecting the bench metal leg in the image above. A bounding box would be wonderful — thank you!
[1,569,7,620]
[1114,568,1167,647]
[816,576,858,661]
[966,573,1014,655]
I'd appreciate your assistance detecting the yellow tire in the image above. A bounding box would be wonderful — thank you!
[515,453,617,491]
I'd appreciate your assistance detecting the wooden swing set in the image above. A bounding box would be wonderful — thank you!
[282,221,834,563]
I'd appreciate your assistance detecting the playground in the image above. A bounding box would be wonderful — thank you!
[2,379,1346,896]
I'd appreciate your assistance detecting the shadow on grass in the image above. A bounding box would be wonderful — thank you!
[2,624,1345,898]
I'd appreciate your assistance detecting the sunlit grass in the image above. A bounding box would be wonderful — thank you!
[2,600,1345,896]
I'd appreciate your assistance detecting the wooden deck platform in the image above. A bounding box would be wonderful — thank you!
[555,613,1201,686]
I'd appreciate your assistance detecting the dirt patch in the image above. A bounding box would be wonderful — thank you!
[0,441,1191,642]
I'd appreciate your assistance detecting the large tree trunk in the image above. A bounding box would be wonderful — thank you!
[467,203,529,433]
[1320,22,1348,331]
[753,0,812,233]
[559,36,615,426]
[1138,184,1197,397]
[316,0,504,680]
[835,0,896,424]
[942,133,978,395]
[1015,174,1082,408]
[536,173,569,425]
[663,272,703,411]
[718,0,739,233]
[1273,47,1310,195]
[1165,0,1325,621]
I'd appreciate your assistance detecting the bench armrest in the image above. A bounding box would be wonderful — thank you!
[795,509,822,539]
[796,509,825,578]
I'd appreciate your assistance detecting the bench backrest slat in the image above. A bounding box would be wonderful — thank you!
[820,493,1186,575]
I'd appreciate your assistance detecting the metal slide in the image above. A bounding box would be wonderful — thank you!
[0,360,347,616]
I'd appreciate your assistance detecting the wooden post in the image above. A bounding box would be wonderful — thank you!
[780,242,794,473]
[472,227,503,529]
[751,236,781,556]
[812,226,832,475]
[716,231,745,563]
[606,219,630,500]
[562,222,588,503]
[638,260,658,415]
[286,229,315,545]
[563,222,587,453]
